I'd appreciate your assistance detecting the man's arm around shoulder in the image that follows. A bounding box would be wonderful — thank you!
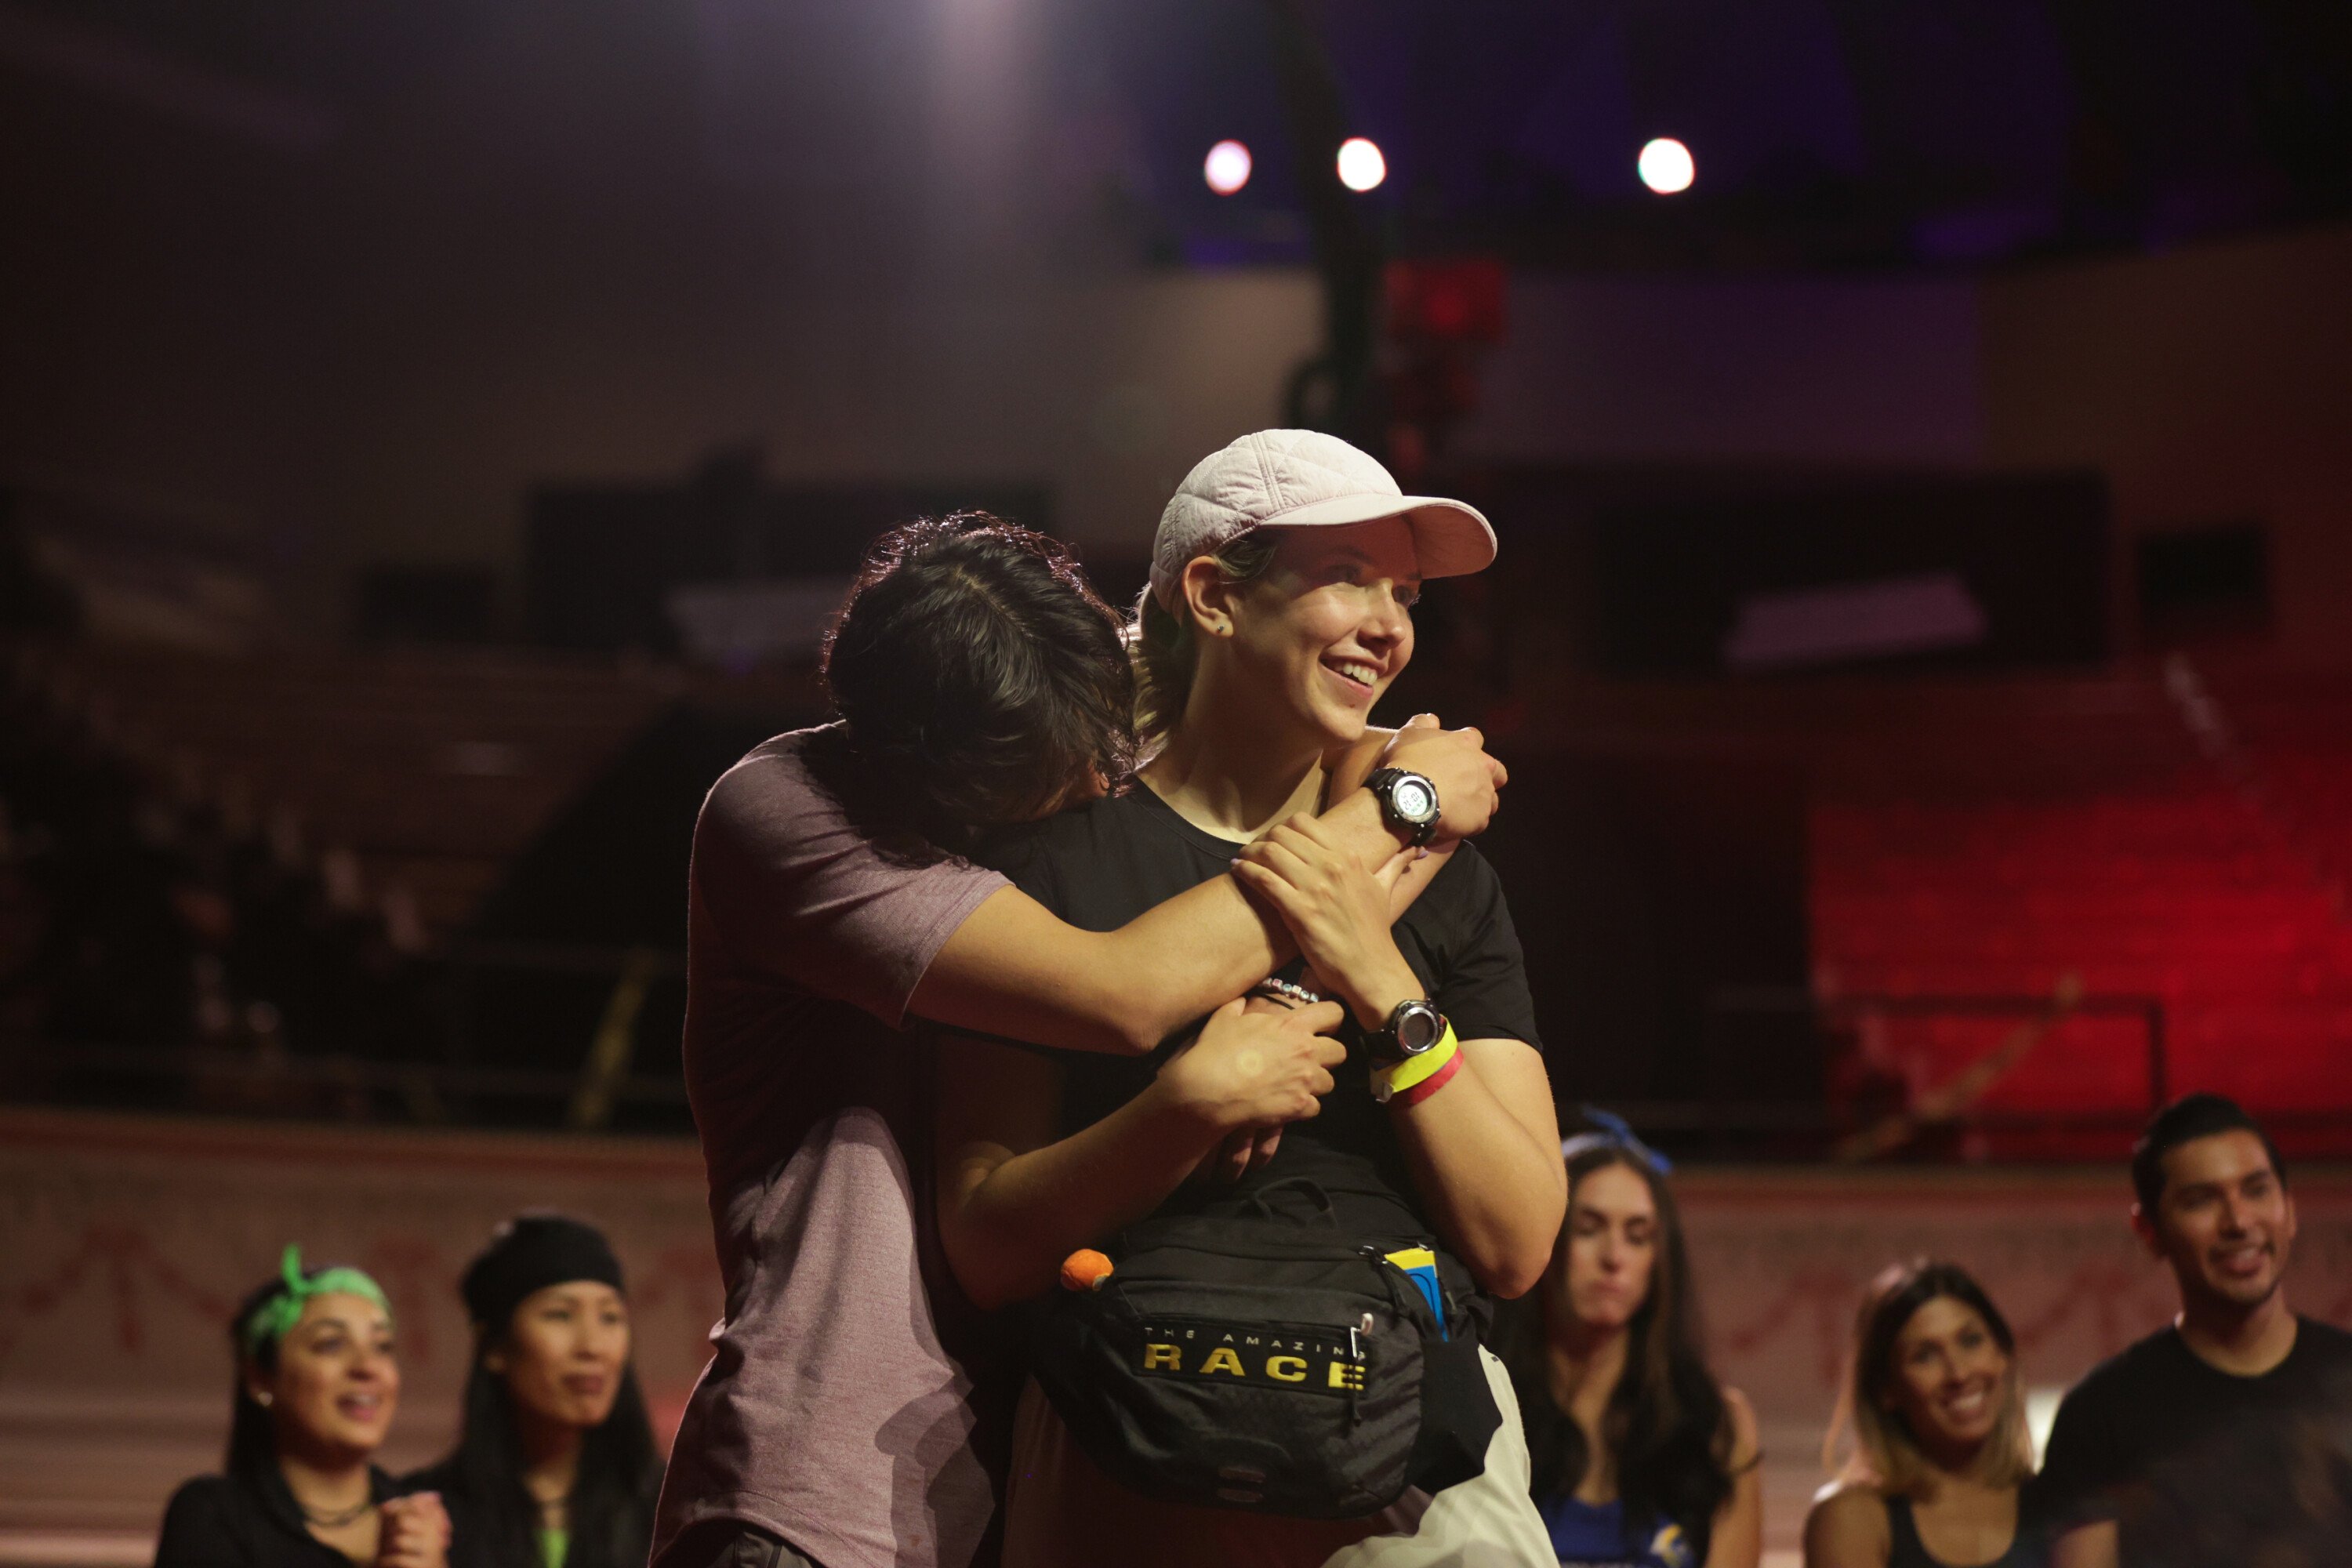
[913,721,1504,1054]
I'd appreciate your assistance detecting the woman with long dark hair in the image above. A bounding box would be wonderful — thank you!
[1806,1260,2041,1568]
[1494,1123,1761,1568]
[156,1247,448,1568]
[408,1216,662,1568]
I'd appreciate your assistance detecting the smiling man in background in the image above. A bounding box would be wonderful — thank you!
[2036,1093,2352,1566]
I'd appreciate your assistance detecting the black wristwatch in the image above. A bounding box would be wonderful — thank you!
[1364,997,1447,1066]
[1364,767,1441,848]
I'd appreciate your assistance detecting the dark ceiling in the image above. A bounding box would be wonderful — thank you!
[1097,0,2352,268]
[3,0,2347,273]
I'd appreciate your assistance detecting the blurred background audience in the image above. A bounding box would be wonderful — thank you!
[407,1218,661,1568]
[1495,1120,1762,1567]
[1807,1261,2039,1568]
[153,1250,446,1568]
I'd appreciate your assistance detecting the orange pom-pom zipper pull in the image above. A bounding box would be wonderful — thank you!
[1059,1248,1114,1291]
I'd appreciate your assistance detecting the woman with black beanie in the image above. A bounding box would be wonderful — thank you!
[408,1215,662,1568]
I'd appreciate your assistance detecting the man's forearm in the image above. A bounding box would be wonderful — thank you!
[1092,789,1415,1043]
[913,790,1417,1055]
[942,1084,1219,1308]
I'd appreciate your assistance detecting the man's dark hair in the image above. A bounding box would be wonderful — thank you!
[822,513,1134,849]
[2131,1092,2287,1213]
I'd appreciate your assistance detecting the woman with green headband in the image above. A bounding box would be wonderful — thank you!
[156,1247,449,1568]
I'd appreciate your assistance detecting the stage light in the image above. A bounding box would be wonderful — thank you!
[1203,140,1252,196]
[1638,137,1694,194]
[1337,136,1386,192]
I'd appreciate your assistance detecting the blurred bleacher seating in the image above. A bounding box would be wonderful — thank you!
[1515,658,2352,1156]
[5,626,2347,1155]
[0,639,816,1127]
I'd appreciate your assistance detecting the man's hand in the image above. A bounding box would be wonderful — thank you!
[1196,992,1312,1183]
[376,1494,449,1568]
[1232,813,1425,1029]
[1157,996,1348,1137]
[1333,714,1506,844]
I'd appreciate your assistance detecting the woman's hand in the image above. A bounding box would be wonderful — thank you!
[1156,996,1349,1135]
[1232,814,1425,1029]
[375,1494,449,1568]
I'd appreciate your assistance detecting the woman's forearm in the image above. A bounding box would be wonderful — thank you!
[942,1081,1222,1309]
[1388,1040,1565,1298]
[1229,850,1564,1297]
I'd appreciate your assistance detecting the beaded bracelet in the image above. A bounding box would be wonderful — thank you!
[1248,976,1323,1008]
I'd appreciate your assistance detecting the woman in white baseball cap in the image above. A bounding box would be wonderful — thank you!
[937,430,1563,1565]
[1131,428,1499,753]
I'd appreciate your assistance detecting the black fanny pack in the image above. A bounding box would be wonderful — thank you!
[1030,1182,1502,1519]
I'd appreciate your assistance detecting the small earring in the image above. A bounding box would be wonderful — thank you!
[256,1392,274,1407]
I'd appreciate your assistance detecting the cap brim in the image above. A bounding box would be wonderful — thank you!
[1251,493,1497,579]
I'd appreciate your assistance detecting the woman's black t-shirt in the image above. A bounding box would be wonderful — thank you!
[154,1466,403,1568]
[973,783,1545,1240]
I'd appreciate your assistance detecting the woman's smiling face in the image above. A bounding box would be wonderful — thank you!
[1219,518,1421,750]
[256,1292,399,1464]
[1886,1295,2013,1459]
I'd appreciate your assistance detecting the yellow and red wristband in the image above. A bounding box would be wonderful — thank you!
[1374,1023,1460,1106]
[1396,1046,1464,1107]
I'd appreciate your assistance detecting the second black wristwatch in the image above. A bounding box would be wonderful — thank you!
[1364,767,1441,848]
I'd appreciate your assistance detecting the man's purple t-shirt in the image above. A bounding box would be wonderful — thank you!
[652,725,1008,1568]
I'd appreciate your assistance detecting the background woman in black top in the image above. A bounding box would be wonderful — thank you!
[155,1249,448,1568]
[1806,1261,2042,1568]
[407,1216,662,1568]
[1492,1127,1760,1567]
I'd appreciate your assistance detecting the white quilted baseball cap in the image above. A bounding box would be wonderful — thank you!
[1148,430,1496,612]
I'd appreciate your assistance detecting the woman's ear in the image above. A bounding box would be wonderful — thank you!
[243,1366,276,1409]
[1178,557,1239,639]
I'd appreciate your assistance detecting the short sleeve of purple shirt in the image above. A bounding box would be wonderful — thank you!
[655,725,1010,1568]
[694,729,1004,1025]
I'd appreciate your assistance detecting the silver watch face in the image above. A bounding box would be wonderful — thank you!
[1394,1002,1444,1053]
[1392,775,1438,823]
